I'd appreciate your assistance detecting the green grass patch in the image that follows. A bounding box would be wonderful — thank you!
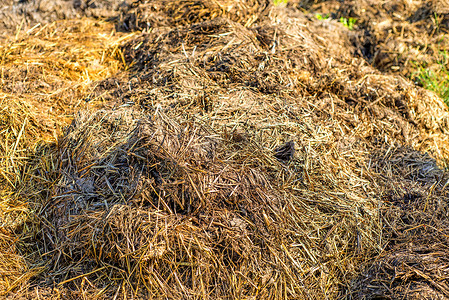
[339,17,357,30]
[273,0,288,6]
[315,14,357,30]
[413,51,449,105]
[315,13,330,21]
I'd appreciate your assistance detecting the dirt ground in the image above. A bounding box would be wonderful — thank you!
[1,0,449,299]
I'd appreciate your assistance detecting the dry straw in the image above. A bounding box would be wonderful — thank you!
[0,18,134,297]
[0,0,449,299]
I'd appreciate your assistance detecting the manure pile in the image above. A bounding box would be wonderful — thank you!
[1,0,449,299]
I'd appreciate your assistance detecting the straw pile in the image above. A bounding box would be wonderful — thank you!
[116,0,272,31]
[0,17,133,297]
[0,0,122,35]
[1,1,449,299]
[296,0,449,78]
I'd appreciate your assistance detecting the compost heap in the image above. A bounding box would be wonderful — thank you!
[1,0,449,299]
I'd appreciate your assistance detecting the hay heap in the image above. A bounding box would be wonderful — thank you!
[0,0,122,35]
[0,17,132,297]
[116,0,272,30]
[297,0,449,78]
[1,1,449,299]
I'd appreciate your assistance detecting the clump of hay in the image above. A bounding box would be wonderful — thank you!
[117,0,272,31]
[0,18,134,296]
[39,104,381,298]
[0,18,134,188]
[0,0,123,35]
[299,0,449,79]
[351,144,449,299]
